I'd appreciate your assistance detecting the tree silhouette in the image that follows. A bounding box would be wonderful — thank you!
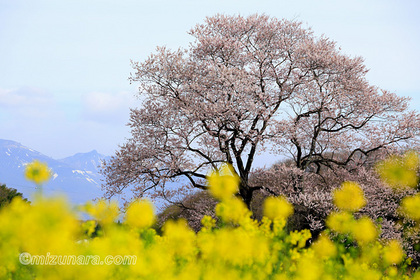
[0,183,27,208]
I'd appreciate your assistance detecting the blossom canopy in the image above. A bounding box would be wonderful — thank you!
[101,14,420,207]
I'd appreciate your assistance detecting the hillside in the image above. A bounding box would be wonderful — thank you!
[0,139,108,204]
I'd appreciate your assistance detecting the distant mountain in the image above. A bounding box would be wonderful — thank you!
[59,150,111,174]
[0,139,106,205]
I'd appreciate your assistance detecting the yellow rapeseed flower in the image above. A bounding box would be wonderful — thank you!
[383,240,404,265]
[295,256,323,280]
[163,219,196,257]
[376,151,419,189]
[312,234,337,259]
[413,271,420,280]
[272,217,287,235]
[352,216,378,245]
[215,197,251,224]
[404,150,420,169]
[81,220,97,237]
[289,229,311,249]
[207,163,240,201]
[24,160,52,185]
[400,194,420,221]
[201,215,216,230]
[83,200,120,226]
[333,181,366,212]
[2,196,79,256]
[263,196,294,221]
[125,199,155,229]
[326,211,354,234]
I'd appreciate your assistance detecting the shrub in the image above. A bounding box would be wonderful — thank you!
[0,183,28,208]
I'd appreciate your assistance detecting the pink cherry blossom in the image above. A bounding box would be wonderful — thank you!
[101,14,420,209]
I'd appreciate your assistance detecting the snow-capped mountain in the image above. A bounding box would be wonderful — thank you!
[0,139,107,205]
[59,150,111,174]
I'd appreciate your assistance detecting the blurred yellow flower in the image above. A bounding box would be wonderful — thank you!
[400,194,420,221]
[383,240,404,265]
[388,267,398,277]
[215,197,251,224]
[352,216,378,245]
[81,220,97,237]
[376,151,419,189]
[125,199,155,229]
[333,181,366,212]
[263,196,294,221]
[201,215,216,230]
[295,256,322,280]
[163,219,196,256]
[326,211,354,234]
[404,150,420,169]
[413,271,420,280]
[24,160,52,185]
[312,234,337,259]
[1,196,79,257]
[207,163,240,201]
[83,200,120,226]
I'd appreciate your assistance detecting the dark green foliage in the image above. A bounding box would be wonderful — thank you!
[0,183,28,208]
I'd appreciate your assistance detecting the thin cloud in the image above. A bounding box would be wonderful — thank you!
[0,87,57,118]
[81,91,137,124]
[0,87,52,106]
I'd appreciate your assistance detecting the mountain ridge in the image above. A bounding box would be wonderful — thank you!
[0,139,107,205]
[59,149,111,174]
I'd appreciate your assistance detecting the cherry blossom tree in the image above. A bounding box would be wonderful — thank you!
[101,14,420,208]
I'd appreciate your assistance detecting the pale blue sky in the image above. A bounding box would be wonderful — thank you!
[1,0,419,161]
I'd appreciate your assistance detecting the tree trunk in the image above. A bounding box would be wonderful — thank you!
[239,181,253,209]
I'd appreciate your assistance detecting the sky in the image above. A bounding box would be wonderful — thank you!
[1,0,419,162]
